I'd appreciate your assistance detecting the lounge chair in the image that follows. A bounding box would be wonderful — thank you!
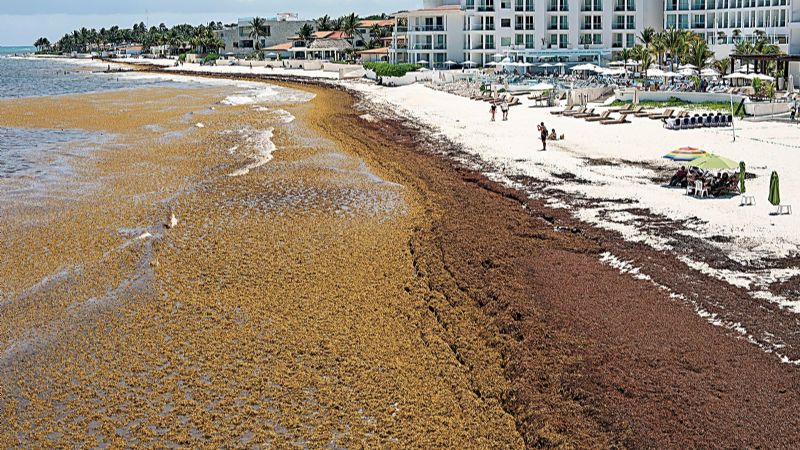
[629,106,644,116]
[508,97,521,106]
[633,108,652,118]
[562,106,587,117]
[648,108,674,120]
[608,104,633,113]
[600,112,631,125]
[550,105,575,115]
[585,111,611,122]
[573,108,596,118]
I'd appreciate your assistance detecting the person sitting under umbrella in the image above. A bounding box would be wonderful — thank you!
[669,166,688,187]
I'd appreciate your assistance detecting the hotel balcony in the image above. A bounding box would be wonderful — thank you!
[408,25,445,33]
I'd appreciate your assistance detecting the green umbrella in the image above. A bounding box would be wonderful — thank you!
[769,171,781,206]
[738,161,746,194]
[688,154,739,170]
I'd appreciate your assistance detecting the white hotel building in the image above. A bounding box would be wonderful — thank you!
[389,0,664,67]
[663,0,800,56]
[390,0,800,70]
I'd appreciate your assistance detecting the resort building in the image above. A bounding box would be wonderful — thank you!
[663,0,800,58]
[217,16,315,56]
[390,0,664,67]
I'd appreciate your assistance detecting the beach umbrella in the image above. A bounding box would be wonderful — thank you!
[485,61,497,67]
[540,63,554,67]
[688,154,739,170]
[700,68,719,77]
[739,161,747,194]
[645,68,666,77]
[663,146,708,161]
[444,60,457,67]
[769,171,781,206]
[749,73,774,82]
[416,59,428,65]
[571,63,598,72]
[679,64,698,70]
[463,61,477,67]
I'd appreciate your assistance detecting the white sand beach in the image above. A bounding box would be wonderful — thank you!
[349,82,800,305]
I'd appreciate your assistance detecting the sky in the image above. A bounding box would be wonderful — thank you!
[0,0,419,46]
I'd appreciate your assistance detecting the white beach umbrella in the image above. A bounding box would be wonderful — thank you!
[723,72,751,80]
[679,63,698,70]
[700,68,719,77]
[485,61,498,67]
[737,64,755,72]
[493,53,506,59]
[571,63,598,72]
[501,57,512,64]
[552,62,565,67]
[645,68,666,77]
[416,59,429,65]
[679,68,698,76]
[444,60,457,66]
[750,73,775,82]
[463,61,477,67]
[540,63,554,67]
[663,71,682,78]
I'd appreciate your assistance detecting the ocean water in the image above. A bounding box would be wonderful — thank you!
[0,46,35,55]
[0,57,185,180]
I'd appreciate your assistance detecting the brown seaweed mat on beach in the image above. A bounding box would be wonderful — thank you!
[310,85,800,449]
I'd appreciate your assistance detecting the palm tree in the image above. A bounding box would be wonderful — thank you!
[249,16,268,51]
[316,15,332,31]
[732,29,742,43]
[332,17,344,31]
[714,57,731,75]
[340,13,361,55]
[617,47,632,78]
[686,38,713,71]
[298,23,314,45]
[734,40,754,73]
[639,50,654,75]
[662,28,685,71]
[638,27,656,49]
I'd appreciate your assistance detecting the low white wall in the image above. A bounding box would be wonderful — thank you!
[615,89,746,104]
[744,101,792,116]
[365,68,434,86]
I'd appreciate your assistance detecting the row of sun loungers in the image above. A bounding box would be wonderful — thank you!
[663,113,733,129]
[553,103,715,126]
[469,92,522,106]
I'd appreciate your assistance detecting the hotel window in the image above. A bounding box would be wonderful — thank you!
[626,16,635,29]
[501,37,512,47]
[626,33,635,47]
[501,18,511,28]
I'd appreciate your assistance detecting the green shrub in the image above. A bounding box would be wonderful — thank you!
[203,53,219,62]
[178,53,187,62]
[363,62,422,77]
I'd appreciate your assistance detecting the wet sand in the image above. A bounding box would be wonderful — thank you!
[3,71,800,448]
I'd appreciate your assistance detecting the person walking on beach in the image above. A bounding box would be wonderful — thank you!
[490,103,497,122]
[500,100,509,121]
[538,122,548,151]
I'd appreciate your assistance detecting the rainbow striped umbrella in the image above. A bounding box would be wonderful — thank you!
[663,146,708,162]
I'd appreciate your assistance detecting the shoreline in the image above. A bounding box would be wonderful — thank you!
[3,60,800,447]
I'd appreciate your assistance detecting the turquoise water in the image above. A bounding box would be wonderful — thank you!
[0,46,36,55]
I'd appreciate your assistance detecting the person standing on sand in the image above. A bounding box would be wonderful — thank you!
[501,100,509,121]
[490,103,497,122]
[538,122,548,151]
